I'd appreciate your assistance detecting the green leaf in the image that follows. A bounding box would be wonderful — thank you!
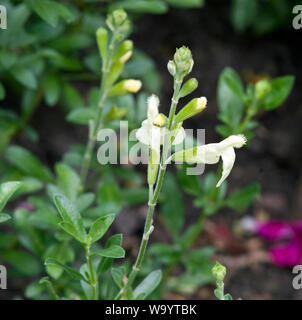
[165,0,204,8]
[53,194,86,241]
[111,266,126,289]
[2,250,42,276]
[217,67,245,130]
[177,164,201,196]
[62,84,84,110]
[0,213,11,223]
[226,183,260,210]
[45,243,75,279]
[0,82,5,100]
[0,181,21,211]
[91,245,125,258]
[67,108,96,125]
[160,173,184,236]
[6,145,54,182]
[88,214,115,243]
[10,67,37,90]
[55,163,80,202]
[76,193,95,212]
[261,76,295,110]
[111,1,168,14]
[45,258,86,281]
[45,74,60,106]
[97,175,122,214]
[133,270,162,299]
[25,0,74,27]
[97,234,123,275]
[230,0,258,32]
[58,221,85,243]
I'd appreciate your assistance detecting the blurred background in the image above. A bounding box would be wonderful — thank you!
[1,0,302,300]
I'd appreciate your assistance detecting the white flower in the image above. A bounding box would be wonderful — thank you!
[136,95,186,162]
[171,134,247,187]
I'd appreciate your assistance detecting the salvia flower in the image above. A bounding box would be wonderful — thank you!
[136,95,185,162]
[171,134,247,187]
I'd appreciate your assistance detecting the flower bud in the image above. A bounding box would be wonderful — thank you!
[174,96,207,123]
[167,60,176,76]
[255,79,271,100]
[108,79,142,96]
[96,27,108,61]
[179,78,198,98]
[212,261,226,282]
[113,40,133,63]
[106,9,131,41]
[174,46,194,76]
[153,113,167,127]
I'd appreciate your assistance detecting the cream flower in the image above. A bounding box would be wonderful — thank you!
[171,134,247,187]
[136,95,186,162]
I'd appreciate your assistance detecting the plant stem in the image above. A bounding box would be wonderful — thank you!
[115,75,183,300]
[80,36,116,190]
[85,245,98,300]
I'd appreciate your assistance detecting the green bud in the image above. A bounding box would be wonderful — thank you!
[212,261,226,282]
[108,79,142,96]
[105,60,124,88]
[174,46,193,76]
[96,27,108,62]
[153,113,167,127]
[179,78,198,98]
[148,149,159,186]
[104,105,128,123]
[174,97,207,123]
[106,9,131,41]
[112,40,133,63]
[255,79,271,100]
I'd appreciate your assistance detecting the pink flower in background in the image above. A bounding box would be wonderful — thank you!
[257,220,302,267]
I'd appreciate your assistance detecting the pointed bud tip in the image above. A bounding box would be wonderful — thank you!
[197,96,207,110]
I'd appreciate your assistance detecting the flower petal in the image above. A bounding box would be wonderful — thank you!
[136,126,150,145]
[147,95,159,122]
[216,146,235,187]
[172,127,186,145]
[257,221,292,241]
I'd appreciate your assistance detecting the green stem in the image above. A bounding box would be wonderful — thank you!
[79,36,116,190]
[86,245,98,300]
[115,75,184,300]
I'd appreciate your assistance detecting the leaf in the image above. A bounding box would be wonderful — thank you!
[97,175,122,214]
[133,270,162,299]
[230,0,258,32]
[0,181,21,211]
[111,266,126,289]
[0,82,5,100]
[2,250,42,276]
[88,214,115,243]
[76,193,95,212]
[55,163,80,202]
[226,183,260,210]
[91,245,125,258]
[0,213,11,223]
[217,67,245,130]
[165,0,204,8]
[97,234,123,275]
[10,67,37,90]
[67,108,96,125]
[111,1,168,14]
[160,173,184,236]
[62,84,85,110]
[58,221,85,243]
[25,0,74,27]
[53,194,86,241]
[177,164,201,196]
[261,76,295,110]
[45,258,86,281]
[6,145,54,182]
[45,74,60,106]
